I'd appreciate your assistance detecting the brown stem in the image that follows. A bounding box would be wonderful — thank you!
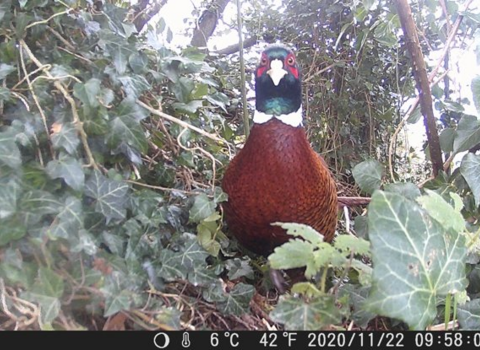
[395,0,443,177]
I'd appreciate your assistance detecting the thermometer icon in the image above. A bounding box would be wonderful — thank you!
[182,332,191,348]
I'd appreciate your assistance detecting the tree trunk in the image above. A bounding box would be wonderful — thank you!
[395,0,443,177]
[191,0,232,49]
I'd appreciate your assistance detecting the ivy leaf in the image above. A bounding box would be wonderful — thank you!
[51,122,80,155]
[47,196,83,240]
[104,289,132,317]
[189,194,215,223]
[73,78,101,108]
[352,159,384,194]
[472,75,480,115]
[460,153,480,207]
[129,52,148,74]
[270,294,343,330]
[453,115,480,154]
[417,190,465,233]
[226,258,254,280]
[384,182,421,200]
[366,191,468,330]
[19,190,60,226]
[205,92,229,112]
[23,268,64,325]
[0,63,15,80]
[85,170,129,223]
[118,75,150,98]
[217,283,255,316]
[439,128,455,153]
[458,299,480,330]
[46,153,85,191]
[173,100,203,114]
[107,102,148,157]
[0,179,21,219]
[340,284,376,328]
[0,217,27,246]
[0,86,10,101]
[171,77,195,103]
[0,132,21,169]
[158,237,209,281]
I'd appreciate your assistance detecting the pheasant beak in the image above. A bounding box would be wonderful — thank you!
[267,59,288,86]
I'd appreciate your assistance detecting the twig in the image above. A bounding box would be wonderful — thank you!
[20,39,98,169]
[25,10,71,29]
[136,99,228,145]
[177,128,221,193]
[125,179,203,195]
[46,26,76,51]
[19,42,54,161]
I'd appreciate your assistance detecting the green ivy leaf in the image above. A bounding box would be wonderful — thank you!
[129,52,148,74]
[51,122,80,155]
[460,153,480,207]
[439,128,455,153]
[46,153,85,191]
[73,78,101,108]
[217,283,255,316]
[352,159,384,194]
[171,77,195,103]
[0,86,10,101]
[189,194,215,223]
[173,100,203,114]
[340,284,376,328]
[23,268,64,325]
[366,191,468,330]
[47,196,83,240]
[158,237,209,281]
[226,258,254,280]
[270,294,343,330]
[0,217,27,246]
[471,75,480,115]
[0,179,21,219]
[0,63,15,80]
[104,289,132,317]
[384,182,421,200]
[19,190,60,226]
[85,170,129,223]
[417,190,465,233]
[458,299,480,330]
[453,115,480,154]
[0,132,22,169]
[107,101,148,159]
[118,75,150,98]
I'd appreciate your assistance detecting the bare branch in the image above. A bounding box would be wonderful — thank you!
[191,0,231,49]
[214,36,257,55]
[395,0,443,177]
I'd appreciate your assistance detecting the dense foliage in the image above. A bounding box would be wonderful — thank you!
[0,0,480,330]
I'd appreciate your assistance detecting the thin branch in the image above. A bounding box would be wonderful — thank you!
[396,0,443,177]
[20,39,98,169]
[25,10,71,29]
[136,99,229,145]
[236,0,249,137]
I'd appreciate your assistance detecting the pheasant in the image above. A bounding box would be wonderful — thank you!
[222,44,338,257]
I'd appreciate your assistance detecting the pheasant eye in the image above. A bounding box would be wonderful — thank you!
[287,56,295,66]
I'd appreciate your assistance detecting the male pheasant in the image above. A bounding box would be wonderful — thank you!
[222,44,338,256]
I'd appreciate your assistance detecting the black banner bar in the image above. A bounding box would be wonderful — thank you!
[1,331,480,349]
